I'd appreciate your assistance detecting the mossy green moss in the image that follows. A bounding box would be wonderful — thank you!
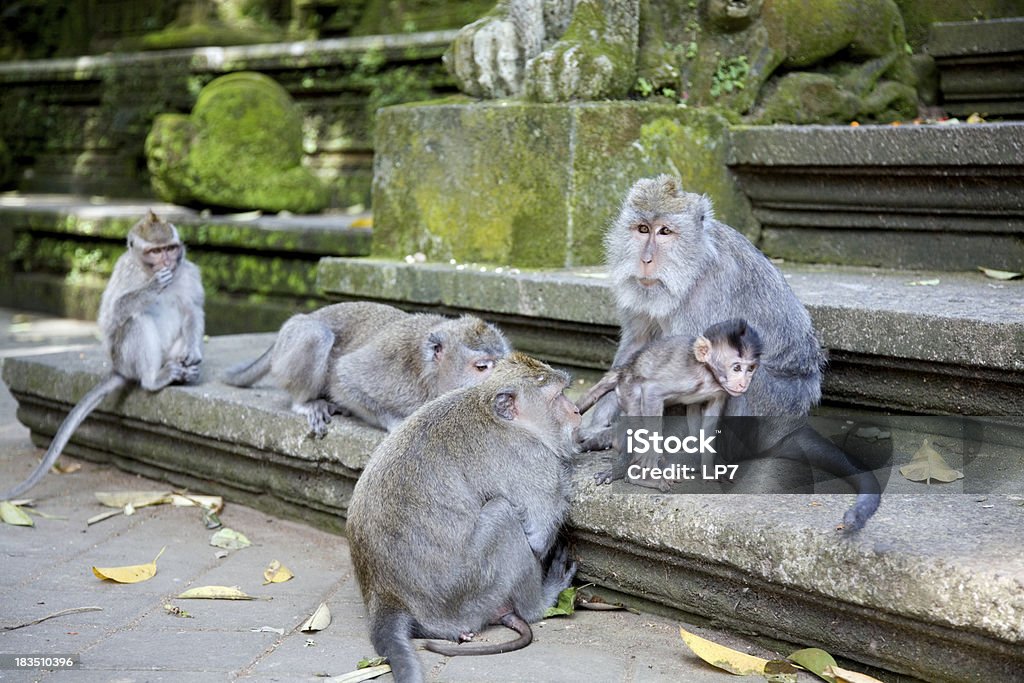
[146,72,329,213]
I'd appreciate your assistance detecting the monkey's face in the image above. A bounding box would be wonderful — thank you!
[492,354,581,446]
[141,241,182,274]
[716,354,758,396]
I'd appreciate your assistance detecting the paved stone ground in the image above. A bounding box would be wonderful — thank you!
[0,309,782,683]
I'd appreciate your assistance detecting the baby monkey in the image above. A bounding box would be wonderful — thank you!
[577,318,761,487]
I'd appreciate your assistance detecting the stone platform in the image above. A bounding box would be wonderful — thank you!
[3,337,1023,683]
[317,257,1024,415]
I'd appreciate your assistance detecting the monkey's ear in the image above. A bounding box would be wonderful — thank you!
[660,175,679,197]
[696,195,714,225]
[147,209,159,222]
[693,336,712,363]
[493,388,518,421]
[424,332,444,361]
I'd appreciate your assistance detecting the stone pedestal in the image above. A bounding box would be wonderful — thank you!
[371,101,756,267]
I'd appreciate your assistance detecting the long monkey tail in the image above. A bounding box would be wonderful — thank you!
[221,345,273,387]
[575,370,621,416]
[1,373,127,500]
[424,612,533,657]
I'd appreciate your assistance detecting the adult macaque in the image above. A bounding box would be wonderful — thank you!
[577,318,761,488]
[223,303,511,436]
[583,175,879,530]
[1,211,204,500]
[347,353,579,683]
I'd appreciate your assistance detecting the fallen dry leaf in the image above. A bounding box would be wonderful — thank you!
[679,626,768,675]
[764,659,800,683]
[95,491,172,508]
[92,546,166,583]
[906,278,940,286]
[900,439,964,484]
[978,266,1022,281]
[328,664,392,682]
[262,560,294,585]
[299,602,331,632]
[176,585,257,600]
[825,664,886,683]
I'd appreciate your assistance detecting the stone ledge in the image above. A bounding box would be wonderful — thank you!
[318,257,1024,413]
[727,122,1024,271]
[0,195,371,334]
[3,339,1023,683]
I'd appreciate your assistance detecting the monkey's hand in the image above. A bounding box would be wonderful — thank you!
[154,267,174,290]
[577,426,613,452]
[444,9,535,98]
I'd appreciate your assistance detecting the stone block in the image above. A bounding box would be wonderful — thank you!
[928,17,1024,117]
[372,101,756,267]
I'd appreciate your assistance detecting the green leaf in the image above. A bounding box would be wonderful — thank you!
[210,528,252,550]
[0,501,34,527]
[543,586,578,618]
[788,648,838,681]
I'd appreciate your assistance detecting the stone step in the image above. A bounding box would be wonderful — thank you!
[0,194,371,333]
[317,257,1024,415]
[3,337,1022,683]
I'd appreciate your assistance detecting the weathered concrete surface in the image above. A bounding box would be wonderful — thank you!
[318,257,1024,414]
[928,17,1024,117]
[728,122,1024,271]
[4,336,1024,683]
[0,195,371,334]
[0,314,741,683]
[372,102,756,268]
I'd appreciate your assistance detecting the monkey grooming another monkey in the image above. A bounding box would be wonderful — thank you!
[223,303,511,436]
[577,318,761,487]
[1,211,204,500]
[347,353,579,683]
[582,175,879,530]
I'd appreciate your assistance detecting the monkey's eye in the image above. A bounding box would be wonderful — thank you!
[474,360,494,372]
[732,363,742,372]
[657,226,672,236]
[636,224,650,234]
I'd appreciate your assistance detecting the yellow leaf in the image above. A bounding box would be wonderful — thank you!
[906,278,940,286]
[92,546,166,583]
[53,462,82,474]
[679,626,768,675]
[825,665,886,683]
[978,266,1022,281]
[95,491,172,508]
[170,494,224,513]
[262,560,294,585]
[0,501,34,527]
[900,439,964,484]
[176,585,257,600]
[299,602,332,632]
[350,217,373,229]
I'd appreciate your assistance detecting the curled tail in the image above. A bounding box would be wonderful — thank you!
[222,346,273,387]
[2,373,127,500]
[424,612,533,657]
[576,370,620,416]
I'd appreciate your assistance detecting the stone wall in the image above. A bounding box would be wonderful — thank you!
[0,31,457,207]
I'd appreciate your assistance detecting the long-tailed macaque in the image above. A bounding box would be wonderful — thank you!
[577,318,761,487]
[347,353,579,683]
[223,303,511,436]
[582,175,879,530]
[1,211,204,500]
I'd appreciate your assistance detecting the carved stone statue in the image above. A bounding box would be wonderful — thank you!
[445,0,918,123]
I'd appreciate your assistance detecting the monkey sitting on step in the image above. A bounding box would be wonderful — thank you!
[1,210,205,500]
[347,352,580,683]
[223,302,511,436]
[577,318,761,489]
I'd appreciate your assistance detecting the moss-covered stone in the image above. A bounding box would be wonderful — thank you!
[372,101,756,267]
[146,72,329,213]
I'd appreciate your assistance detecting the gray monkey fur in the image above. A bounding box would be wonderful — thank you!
[347,352,579,683]
[223,302,511,436]
[2,211,204,500]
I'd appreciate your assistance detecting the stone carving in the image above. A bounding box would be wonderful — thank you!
[445,0,918,123]
[145,72,329,214]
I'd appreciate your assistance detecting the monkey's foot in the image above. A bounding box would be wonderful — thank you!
[577,427,613,452]
[458,632,476,643]
[625,454,673,492]
[594,467,624,486]
[181,363,201,384]
[294,400,336,438]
